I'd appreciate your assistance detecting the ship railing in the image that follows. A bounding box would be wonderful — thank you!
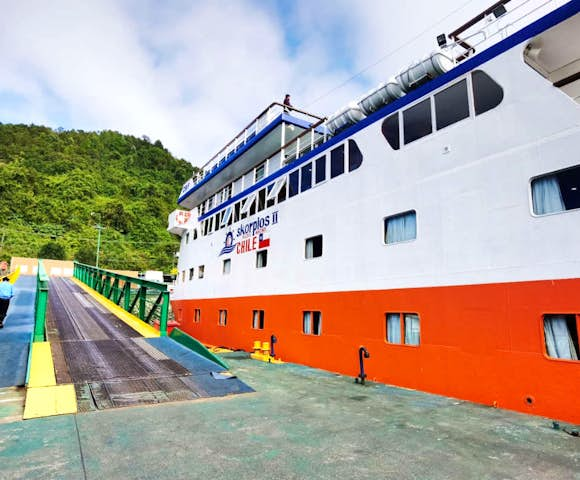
[445,0,559,63]
[73,261,170,337]
[279,116,328,165]
[187,102,324,187]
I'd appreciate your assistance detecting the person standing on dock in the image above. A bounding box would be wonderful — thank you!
[0,277,14,328]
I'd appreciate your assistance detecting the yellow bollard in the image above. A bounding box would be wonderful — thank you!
[253,340,262,354]
[261,342,270,357]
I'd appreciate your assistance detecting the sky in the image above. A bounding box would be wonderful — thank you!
[0,0,527,167]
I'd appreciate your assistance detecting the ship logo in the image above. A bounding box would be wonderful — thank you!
[219,232,236,256]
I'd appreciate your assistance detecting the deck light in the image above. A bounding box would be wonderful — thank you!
[437,34,447,48]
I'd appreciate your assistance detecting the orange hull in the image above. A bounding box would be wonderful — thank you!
[172,278,580,423]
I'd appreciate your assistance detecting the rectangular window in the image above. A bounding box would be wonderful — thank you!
[194,309,201,323]
[222,258,231,275]
[185,231,190,244]
[301,163,312,192]
[257,188,266,212]
[240,193,256,215]
[256,250,268,268]
[403,98,432,144]
[386,313,420,345]
[543,314,579,360]
[330,144,345,178]
[233,202,241,223]
[315,155,326,184]
[435,79,470,130]
[198,265,205,278]
[384,210,416,244]
[254,163,265,183]
[189,268,194,281]
[181,270,185,283]
[277,182,287,204]
[531,165,580,215]
[267,177,286,201]
[220,206,232,227]
[305,235,323,259]
[289,170,300,197]
[218,309,227,326]
[252,310,265,330]
[303,311,322,335]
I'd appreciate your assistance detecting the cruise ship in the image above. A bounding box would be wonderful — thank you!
[168,0,580,423]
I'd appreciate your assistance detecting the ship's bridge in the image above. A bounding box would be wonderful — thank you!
[178,103,327,210]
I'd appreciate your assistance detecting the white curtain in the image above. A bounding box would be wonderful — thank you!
[253,311,260,329]
[305,238,314,258]
[387,313,401,343]
[532,176,565,215]
[544,315,578,360]
[303,312,311,334]
[386,211,416,244]
[404,314,420,345]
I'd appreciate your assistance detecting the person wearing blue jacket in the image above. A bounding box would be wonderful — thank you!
[0,277,14,328]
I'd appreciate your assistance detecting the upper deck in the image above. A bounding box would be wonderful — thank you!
[178,103,327,210]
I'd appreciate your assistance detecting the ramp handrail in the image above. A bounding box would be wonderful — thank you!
[33,260,49,342]
[73,261,169,336]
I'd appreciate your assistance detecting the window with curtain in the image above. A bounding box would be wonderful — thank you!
[303,311,322,335]
[218,309,227,326]
[194,309,201,323]
[198,265,205,278]
[386,312,421,345]
[386,313,401,343]
[544,314,579,360]
[305,235,323,259]
[531,165,580,215]
[404,314,420,345]
[252,310,265,330]
[303,311,311,334]
[384,210,417,244]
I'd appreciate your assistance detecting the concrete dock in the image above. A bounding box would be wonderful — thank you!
[1,353,578,479]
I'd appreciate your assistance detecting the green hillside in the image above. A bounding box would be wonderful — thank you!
[0,124,197,271]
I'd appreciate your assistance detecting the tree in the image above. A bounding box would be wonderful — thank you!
[75,244,96,265]
[38,241,66,260]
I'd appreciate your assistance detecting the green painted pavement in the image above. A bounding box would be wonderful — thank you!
[0,357,578,480]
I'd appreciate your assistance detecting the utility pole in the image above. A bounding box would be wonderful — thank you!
[91,212,104,269]
[95,223,103,268]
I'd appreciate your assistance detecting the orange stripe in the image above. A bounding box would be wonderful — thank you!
[172,278,580,423]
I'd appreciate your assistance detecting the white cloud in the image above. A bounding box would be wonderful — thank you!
[0,0,538,167]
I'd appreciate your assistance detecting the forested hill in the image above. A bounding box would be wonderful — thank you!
[0,123,197,272]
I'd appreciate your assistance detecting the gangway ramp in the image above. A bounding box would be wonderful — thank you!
[30,277,251,416]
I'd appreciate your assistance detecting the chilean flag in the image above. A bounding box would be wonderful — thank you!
[258,233,270,249]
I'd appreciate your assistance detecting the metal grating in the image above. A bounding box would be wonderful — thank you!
[49,277,247,413]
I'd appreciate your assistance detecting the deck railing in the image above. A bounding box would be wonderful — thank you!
[446,0,558,62]
[33,260,49,342]
[181,102,325,194]
[73,262,170,336]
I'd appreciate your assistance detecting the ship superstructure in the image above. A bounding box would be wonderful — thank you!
[169,0,580,423]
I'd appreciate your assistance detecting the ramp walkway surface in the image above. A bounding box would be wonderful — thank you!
[0,276,35,388]
[44,277,251,412]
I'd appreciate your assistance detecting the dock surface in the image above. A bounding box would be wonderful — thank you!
[1,353,579,479]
